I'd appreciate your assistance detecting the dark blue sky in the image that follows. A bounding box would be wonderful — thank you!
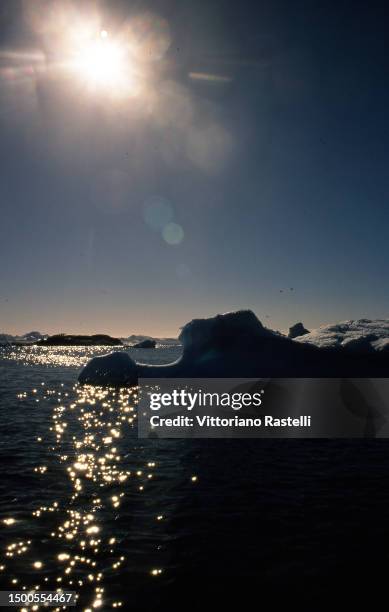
[1,0,388,336]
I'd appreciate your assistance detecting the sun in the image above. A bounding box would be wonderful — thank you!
[73,31,129,91]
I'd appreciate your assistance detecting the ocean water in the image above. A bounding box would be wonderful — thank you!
[1,345,389,609]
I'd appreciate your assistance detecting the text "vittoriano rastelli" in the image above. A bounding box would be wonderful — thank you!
[150,415,312,428]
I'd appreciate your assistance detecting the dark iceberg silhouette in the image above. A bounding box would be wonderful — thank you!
[79,351,138,386]
[133,339,156,348]
[288,322,310,339]
[78,310,389,386]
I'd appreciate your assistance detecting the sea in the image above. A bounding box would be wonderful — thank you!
[1,344,389,610]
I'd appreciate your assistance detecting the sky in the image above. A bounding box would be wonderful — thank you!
[0,0,388,337]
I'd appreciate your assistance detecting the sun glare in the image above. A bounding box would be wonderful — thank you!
[73,32,129,92]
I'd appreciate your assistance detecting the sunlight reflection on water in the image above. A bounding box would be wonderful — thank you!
[1,344,182,368]
[1,383,142,609]
[0,346,186,611]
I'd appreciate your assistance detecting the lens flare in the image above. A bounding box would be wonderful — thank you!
[74,37,127,89]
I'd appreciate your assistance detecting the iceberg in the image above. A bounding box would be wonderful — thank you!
[133,339,156,349]
[295,319,389,352]
[78,310,389,387]
[78,351,138,386]
[288,322,310,339]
